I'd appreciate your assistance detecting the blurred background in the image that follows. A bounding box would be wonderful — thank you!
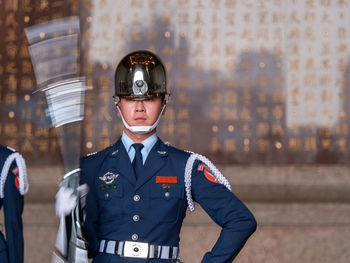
[0,0,350,262]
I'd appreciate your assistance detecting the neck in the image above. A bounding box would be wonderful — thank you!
[124,128,156,143]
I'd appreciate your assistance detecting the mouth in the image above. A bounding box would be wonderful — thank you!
[134,117,147,123]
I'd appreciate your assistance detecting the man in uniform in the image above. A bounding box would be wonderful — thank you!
[0,145,29,263]
[57,50,256,263]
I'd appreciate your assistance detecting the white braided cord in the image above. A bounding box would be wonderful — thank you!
[15,153,29,195]
[0,152,29,198]
[184,152,231,212]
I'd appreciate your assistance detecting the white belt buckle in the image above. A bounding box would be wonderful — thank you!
[123,241,149,258]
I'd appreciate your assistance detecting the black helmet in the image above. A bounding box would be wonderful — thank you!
[114,50,169,100]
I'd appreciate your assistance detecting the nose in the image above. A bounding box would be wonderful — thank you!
[135,100,145,112]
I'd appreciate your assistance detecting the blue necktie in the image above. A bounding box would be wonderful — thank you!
[132,143,144,180]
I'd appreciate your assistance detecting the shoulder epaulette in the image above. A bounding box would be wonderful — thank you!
[6,146,16,152]
[83,143,117,160]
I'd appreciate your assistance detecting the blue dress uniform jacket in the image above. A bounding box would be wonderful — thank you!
[0,146,24,263]
[81,138,256,263]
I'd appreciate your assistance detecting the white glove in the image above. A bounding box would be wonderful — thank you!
[55,184,90,218]
[55,186,77,218]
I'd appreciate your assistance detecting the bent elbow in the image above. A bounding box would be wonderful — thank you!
[248,215,257,235]
[237,212,257,236]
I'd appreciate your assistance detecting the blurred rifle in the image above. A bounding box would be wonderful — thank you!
[24,17,89,263]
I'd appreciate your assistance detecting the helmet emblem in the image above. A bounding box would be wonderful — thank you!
[136,80,144,87]
[132,79,148,95]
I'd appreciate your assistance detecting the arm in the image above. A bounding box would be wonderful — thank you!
[3,163,24,263]
[191,161,256,263]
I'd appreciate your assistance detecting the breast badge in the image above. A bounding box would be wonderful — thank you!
[162,184,170,189]
[98,172,119,190]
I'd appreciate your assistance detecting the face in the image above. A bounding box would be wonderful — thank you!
[117,97,165,128]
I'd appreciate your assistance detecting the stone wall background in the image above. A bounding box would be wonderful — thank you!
[2,0,350,166]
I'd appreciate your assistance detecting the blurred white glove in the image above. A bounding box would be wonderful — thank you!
[55,186,77,218]
[55,184,90,218]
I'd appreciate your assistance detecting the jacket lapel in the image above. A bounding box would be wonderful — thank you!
[105,139,136,186]
[135,139,168,190]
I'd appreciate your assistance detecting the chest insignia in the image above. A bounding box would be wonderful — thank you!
[156,176,177,184]
[157,151,167,155]
[99,172,119,184]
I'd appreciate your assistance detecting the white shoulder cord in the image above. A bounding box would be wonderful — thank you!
[184,152,231,212]
[0,152,29,198]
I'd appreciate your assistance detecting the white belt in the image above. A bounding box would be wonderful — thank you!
[99,239,179,260]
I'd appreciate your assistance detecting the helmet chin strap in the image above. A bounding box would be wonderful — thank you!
[116,103,167,135]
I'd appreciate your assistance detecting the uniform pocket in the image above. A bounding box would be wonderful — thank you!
[148,185,184,223]
[96,180,124,217]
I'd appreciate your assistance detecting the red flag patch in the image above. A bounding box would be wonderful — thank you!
[156,176,177,183]
[12,167,19,175]
[197,163,205,171]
